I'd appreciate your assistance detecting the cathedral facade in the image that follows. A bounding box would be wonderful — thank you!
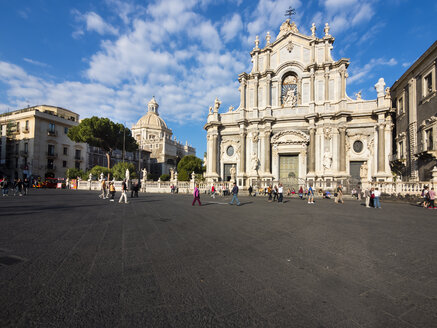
[204,20,393,190]
[132,97,195,178]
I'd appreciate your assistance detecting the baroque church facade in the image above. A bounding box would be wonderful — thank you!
[132,97,195,178]
[204,19,393,190]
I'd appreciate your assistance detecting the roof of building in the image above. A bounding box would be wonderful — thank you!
[135,111,168,129]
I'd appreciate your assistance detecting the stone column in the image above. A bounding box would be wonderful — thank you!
[340,69,346,99]
[264,130,271,174]
[266,74,271,108]
[378,123,385,173]
[339,127,346,172]
[240,131,246,174]
[212,134,218,175]
[324,68,329,102]
[310,68,315,102]
[240,78,246,109]
[309,128,316,172]
[254,76,259,108]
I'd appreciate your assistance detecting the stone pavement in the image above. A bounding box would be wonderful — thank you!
[0,189,436,328]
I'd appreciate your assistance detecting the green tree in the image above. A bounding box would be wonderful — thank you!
[177,169,190,181]
[89,165,111,179]
[66,168,87,179]
[177,155,203,174]
[160,174,170,181]
[67,116,138,171]
[111,162,138,180]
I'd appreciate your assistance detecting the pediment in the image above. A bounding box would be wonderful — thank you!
[271,130,309,145]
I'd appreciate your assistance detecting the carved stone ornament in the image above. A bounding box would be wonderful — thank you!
[251,132,259,143]
[323,152,332,169]
[271,130,310,146]
[360,161,368,179]
[287,40,294,53]
[367,137,374,155]
[213,97,221,113]
[228,105,234,112]
[220,138,240,158]
[323,127,332,140]
[251,153,259,171]
[420,116,437,129]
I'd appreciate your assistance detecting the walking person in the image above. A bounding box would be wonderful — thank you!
[370,187,375,207]
[192,183,201,206]
[108,182,116,201]
[272,185,278,202]
[16,179,23,196]
[364,187,371,208]
[1,177,9,196]
[308,185,314,204]
[248,185,253,197]
[229,182,240,206]
[428,187,436,209]
[298,186,303,199]
[211,184,216,198]
[23,178,29,195]
[278,183,284,203]
[267,185,272,202]
[99,179,107,199]
[373,187,381,208]
[119,180,128,204]
[335,184,344,204]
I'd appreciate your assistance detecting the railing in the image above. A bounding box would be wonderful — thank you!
[74,156,83,161]
[46,165,56,170]
[46,152,57,158]
[47,130,57,136]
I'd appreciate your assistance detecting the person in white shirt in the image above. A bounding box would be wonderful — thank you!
[373,188,381,208]
[278,183,284,203]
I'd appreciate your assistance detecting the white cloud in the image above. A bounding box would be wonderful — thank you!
[221,14,243,43]
[23,58,50,68]
[349,57,398,84]
[72,10,119,37]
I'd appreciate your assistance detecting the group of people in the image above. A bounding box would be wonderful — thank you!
[1,177,30,196]
[193,182,241,206]
[422,186,436,209]
[98,179,139,204]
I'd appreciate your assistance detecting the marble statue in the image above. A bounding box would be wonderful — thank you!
[142,168,147,180]
[174,171,178,181]
[360,161,368,180]
[324,23,330,37]
[374,78,386,97]
[251,154,259,171]
[284,89,297,107]
[209,106,213,114]
[266,32,271,45]
[88,173,92,181]
[311,23,316,37]
[323,152,332,169]
[191,171,196,181]
[228,105,234,112]
[100,172,104,181]
[230,164,236,182]
[125,168,130,181]
[213,98,221,113]
[170,168,175,181]
[355,91,362,100]
[254,35,260,49]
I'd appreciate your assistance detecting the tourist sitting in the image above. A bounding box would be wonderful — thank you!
[324,191,331,199]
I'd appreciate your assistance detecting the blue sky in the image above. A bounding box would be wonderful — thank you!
[1,0,436,157]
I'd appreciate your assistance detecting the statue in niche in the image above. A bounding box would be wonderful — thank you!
[230,164,236,182]
[323,152,332,169]
[251,153,259,172]
[360,162,368,180]
[283,88,297,107]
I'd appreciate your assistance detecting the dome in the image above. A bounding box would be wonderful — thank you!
[136,111,167,129]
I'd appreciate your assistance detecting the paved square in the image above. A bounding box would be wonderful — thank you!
[0,190,436,327]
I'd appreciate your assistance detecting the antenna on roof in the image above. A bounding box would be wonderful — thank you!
[285,6,296,20]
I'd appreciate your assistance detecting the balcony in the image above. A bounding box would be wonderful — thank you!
[74,156,84,161]
[47,130,57,137]
[46,152,58,159]
[416,143,437,159]
[46,165,56,171]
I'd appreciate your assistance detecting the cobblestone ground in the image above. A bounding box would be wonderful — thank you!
[0,189,436,328]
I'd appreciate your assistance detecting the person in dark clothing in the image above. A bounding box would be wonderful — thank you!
[248,185,253,196]
[23,178,29,195]
[229,183,240,206]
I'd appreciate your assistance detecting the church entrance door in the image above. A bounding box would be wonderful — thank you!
[349,161,364,190]
[279,155,299,189]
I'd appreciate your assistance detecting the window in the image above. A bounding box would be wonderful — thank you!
[75,161,80,169]
[226,146,234,156]
[425,129,432,150]
[75,149,81,160]
[398,97,404,115]
[353,140,363,153]
[424,73,433,97]
[16,122,20,132]
[25,120,29,131]
[47,159,54,170]
[63,147,68,155]
[64,127,68,134]
[63,161,67,168]
[49,123,55,132]
[15,143,19,154]
[24,143,28,153]
[399,140,404,158]
[48,144,55,156]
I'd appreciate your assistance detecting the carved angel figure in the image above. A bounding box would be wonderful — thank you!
[213,98,221,112]
[322,152,332,169]
[251,154,259,171]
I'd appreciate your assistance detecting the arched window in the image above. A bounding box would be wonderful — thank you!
[281,74,298,107]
